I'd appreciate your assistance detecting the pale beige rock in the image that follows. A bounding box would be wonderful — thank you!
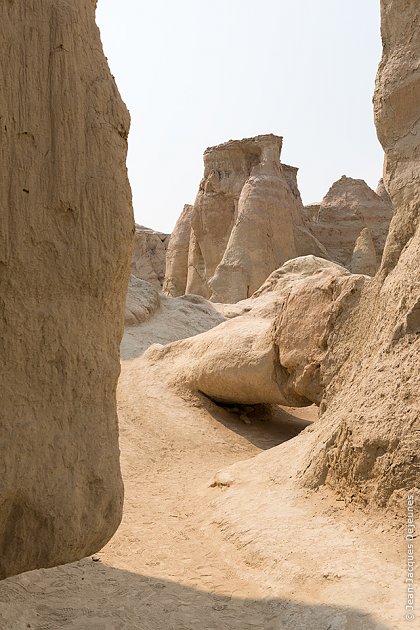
[350,227,377,276]
[0,0,133,578]
[125,276,161,326]
[163,204,194,297]
[182,134,330,303]
[145,257,366,408]
[310,175,393,268]
[209,139,298,303]
[131,224,169,289]
[301,0,420,509]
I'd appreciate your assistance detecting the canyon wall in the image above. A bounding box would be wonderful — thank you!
[301,0,420,510]
[0,0,133,578]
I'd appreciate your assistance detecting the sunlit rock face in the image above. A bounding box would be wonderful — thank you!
[301,0,420,512]
[0,0,133,578]
[163,204,194,297]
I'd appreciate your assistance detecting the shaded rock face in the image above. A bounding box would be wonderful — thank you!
[145,257,366,408]
[163,205,194,297]
[125,276,161,326]
[302,0,420,511]
[309,176,394,269]
[131,225,169,289]
[0,0,133,578]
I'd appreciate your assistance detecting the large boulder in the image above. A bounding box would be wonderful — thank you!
[145,257,366,408]
[301,0,420,510]
[131,224,169,289]
[0,0,133,578]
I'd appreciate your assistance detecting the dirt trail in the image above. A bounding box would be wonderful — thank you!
[0,320,407,629]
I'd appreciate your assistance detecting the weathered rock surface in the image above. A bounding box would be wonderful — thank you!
[132,224,169,289]
[125,276,161,326]
[301,0,420,510]
[375,177,392,206]
[350,228,377,276]
[209,138,298,303]
[176,134,331,303]
[145,257,366,408]
[0,0,133,578]
[309,175,393,269]
[163,204,193,297]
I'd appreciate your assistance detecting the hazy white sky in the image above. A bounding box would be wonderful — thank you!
[96,0,383,233]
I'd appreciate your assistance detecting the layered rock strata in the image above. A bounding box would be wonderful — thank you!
[309,176,393,269]
[0,0,133,578]
[165,134,330,303]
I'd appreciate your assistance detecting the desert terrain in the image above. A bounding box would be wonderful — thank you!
[0,1,418,629]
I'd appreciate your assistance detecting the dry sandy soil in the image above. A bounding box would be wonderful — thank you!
[0,306,410,630]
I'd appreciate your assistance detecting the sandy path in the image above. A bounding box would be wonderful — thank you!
[0,318,408,629]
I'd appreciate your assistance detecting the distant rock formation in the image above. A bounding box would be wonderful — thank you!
[132,224,169,289]
[165,134,331,303]
[350,227,377,276]
[163,204,194,297]
[0,0,133,578]
[309,175,393,269]
[208,136,298,303]
[302,0,420,511]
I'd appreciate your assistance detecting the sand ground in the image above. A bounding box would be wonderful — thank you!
[0,315,413,630]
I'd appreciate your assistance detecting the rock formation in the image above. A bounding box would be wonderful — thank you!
[208,137,298,303]
[350,228,377,276]
[145,257,366,408]
[165,135,330,303]
[0,0,133,578]
[309,175,393,269]
[131,224,169,289]
[301,0,420,510]
[375,177,392,206]
[163,204,194,297]
[125,276,161,326]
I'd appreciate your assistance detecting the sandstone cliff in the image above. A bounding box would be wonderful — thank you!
[0,0,133,578]
[131,224,169,289]
[301,0,420,510]
[170,134,330,303]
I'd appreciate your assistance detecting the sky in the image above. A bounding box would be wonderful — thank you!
[96,0,384,233]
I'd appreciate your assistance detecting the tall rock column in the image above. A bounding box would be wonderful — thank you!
[163,204,194,297]
[0,0,134,578]
[210,138,298,302]
[301,0,420,511]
